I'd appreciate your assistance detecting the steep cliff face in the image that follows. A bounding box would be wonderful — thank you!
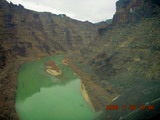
[78,0,160,105]
[113,0,160,24]
[0,0,97,59]
[77,0,160,119]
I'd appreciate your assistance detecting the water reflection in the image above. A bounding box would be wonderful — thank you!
[16,54,77,101]
[16,54,97,120]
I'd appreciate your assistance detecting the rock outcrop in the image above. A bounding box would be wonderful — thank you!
[76,1,160,118]
[62,58,69,65]
[113,0,160,24]
[45,61,61,76]
[0,0,97,58]
[79,0,160,93]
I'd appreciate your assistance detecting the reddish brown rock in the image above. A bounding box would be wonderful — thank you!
[113,0,160,24]
[45,61,60,72]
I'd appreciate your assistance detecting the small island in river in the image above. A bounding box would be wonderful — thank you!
[45,61,62,76]
[62,58,69,65]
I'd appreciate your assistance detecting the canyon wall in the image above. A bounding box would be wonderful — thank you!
[78,0,160,119]
[80,0,160,94]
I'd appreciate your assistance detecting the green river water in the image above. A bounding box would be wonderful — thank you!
[16,54,98,120]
